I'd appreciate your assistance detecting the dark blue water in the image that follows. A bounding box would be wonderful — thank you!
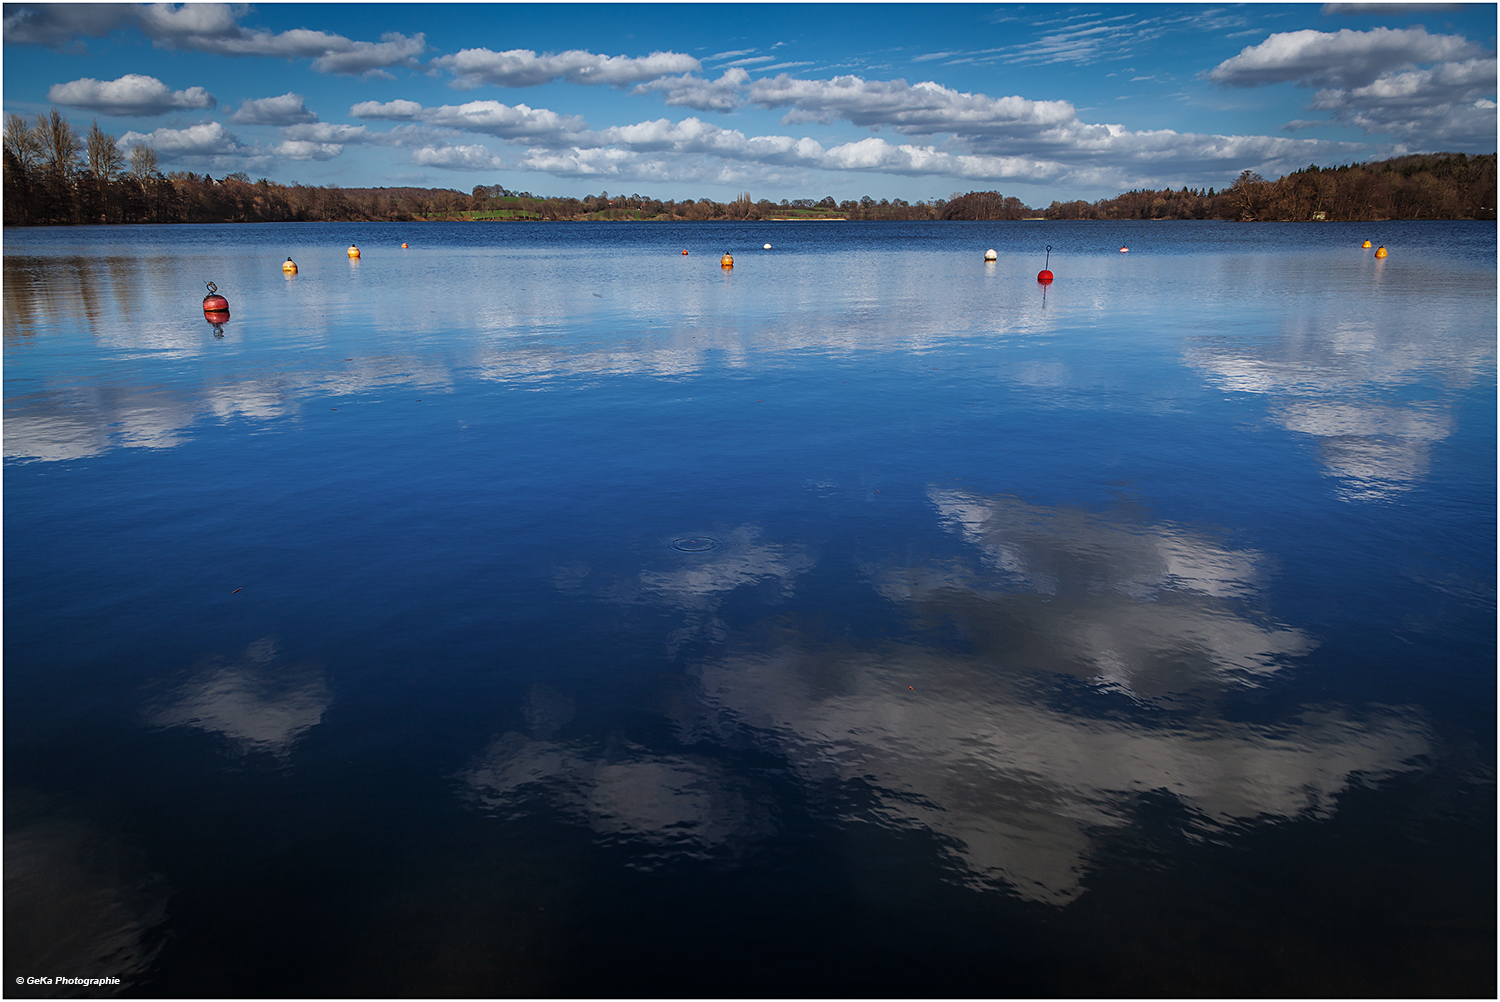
[5,220,1494,996]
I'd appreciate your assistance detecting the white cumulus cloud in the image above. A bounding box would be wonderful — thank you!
[1210,27,1496,147]
[411,144,506,171]
[750,74,1078,138]
[137,5,427,76]
[432,47,700,90]
[1309,56,1499,145]
[273,140,343,161]
[349,99,425,121]
[360,90,1359,193]
[1209,26,1481,89]
[230,93,317,126]
[278,122,367,144]
[633,68,750,112]
[425,100,587,142]
[47,74,216,116]
[116,121,246,157]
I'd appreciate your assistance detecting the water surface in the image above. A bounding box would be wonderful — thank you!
[5,220,1494,996]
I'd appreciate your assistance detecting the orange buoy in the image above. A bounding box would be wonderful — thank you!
[681,249,688,255]
[1119,246,1129,253]
[1362,240,1372,248]
[347,244,360,258]
[202,281,229,314]
[401,242,408,248]
[1374,245,1387,258]
[721,253,734,268]
[282,256,297,274]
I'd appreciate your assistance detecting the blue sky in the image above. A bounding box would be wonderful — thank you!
[4,2,1495,204]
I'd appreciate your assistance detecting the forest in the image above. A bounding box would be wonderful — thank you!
[4,108,1495,226]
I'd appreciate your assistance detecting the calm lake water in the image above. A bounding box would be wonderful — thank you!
[4,219,1494,996]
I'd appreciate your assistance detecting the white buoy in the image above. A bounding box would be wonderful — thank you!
[764,243,772,249]
[984,249,998,261]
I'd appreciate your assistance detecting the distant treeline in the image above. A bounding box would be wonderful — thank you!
[4,109,1494,226]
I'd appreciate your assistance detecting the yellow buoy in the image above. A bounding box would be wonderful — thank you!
[721,253,734,268]
[1362,240,1372,248]
[984,249,997,261]
[282,256,297,274]
[348,244,360,258]
[1374,245,1387,258]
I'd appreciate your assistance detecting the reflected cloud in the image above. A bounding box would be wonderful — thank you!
[685,644,1428,902]
[659,491,1422,901]
[145,637,328,758]
[529,490,1425,902]
[465,733,773,866]
[5,794,168,990]
[639,527,815,610]
[877,490,1312,695]
[1185,314,1489,500]
[3,364,453,463]
[5,247,1047,462]
[5,388,199,462]
[1273,401,1453,500]
[555,525,815,650]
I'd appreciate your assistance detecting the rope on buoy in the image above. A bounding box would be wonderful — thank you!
[1037,245,1054,284]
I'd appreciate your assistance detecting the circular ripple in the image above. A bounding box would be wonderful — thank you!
[668,535,721,552]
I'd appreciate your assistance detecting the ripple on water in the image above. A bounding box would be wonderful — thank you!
[667,535,722,553]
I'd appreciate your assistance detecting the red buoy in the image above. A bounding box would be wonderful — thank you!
[202,281,229,314]
[1037,270,1054,284]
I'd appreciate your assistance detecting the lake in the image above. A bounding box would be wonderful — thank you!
[4,219,1494,996]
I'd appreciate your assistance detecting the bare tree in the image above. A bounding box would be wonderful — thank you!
[86,120,124,182]
[37,109,81,182]
[4,113,43,172]
[128,143,160,180]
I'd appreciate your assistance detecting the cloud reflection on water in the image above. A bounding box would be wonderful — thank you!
[684,646,1428,902]
[518,488,1428,903]
[556,525,815,650]
[145,637,329,759]
[889,489,1314,695]
[465,733,774,867]
[1185,313,1490,500]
